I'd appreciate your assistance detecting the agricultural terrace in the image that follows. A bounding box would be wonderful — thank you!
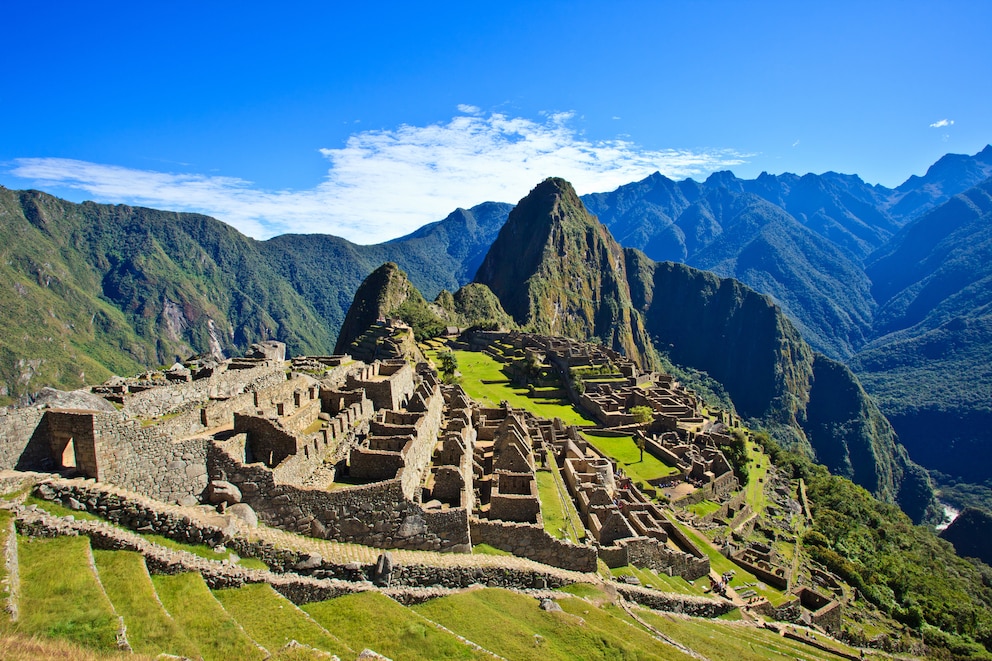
[580,432,680,490]
[443,348,597,427]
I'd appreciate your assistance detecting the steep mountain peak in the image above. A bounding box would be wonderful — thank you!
[475,178,656,368]
[334,262,427,355]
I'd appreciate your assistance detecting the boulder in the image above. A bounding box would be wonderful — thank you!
[206,480,242,506]
[227,503,258,527]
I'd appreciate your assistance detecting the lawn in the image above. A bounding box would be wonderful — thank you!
[413,587,696,661]
[609,565,709,596]
[303,591,487,661]
[687,499,721,518]
[665,515,788,606]
[636,611,863,661]
[581,433,679,486]
[450,350,598,427]
[745,440,770,514]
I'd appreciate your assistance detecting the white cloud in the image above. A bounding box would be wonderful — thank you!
[792,139,800,147]
[6,110,750,244]
[456,104,481,114]
[929,119,954,128]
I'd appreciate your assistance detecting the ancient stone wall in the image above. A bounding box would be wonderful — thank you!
[0,407,49,471]
[610,536,710,581]
[615,585,735,618]
[209,436,469,552]
[121,365,287,418]
[91,413,209,503]
[469,518,597,572]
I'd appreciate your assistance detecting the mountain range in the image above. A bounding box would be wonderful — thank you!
[1,145,990,514]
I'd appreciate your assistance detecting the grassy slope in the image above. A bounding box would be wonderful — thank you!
[413,587,695,661]
[640,611,863,661]
[212,583,353,658]
[151,572,265,661]
[303,591,487,661]
[91,550,199,658]
[15,536,119,651]
[581,433,680,483]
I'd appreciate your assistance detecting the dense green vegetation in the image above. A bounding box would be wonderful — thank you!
[758,434,992,657]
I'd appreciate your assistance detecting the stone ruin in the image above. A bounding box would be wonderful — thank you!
[0,330,841,630]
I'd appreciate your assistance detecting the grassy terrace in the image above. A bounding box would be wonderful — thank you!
[152,572,265,661]
[665,515,788,606]
[535,465,585,543]
[413,586,696,661]
[609,565,709,596]
[303,591,489,661]
[744,438,770,514]
[581,432,679,489]
[213,583,353,658]
[16,536,120,651]
[92,550,200,658]
[449,349,597,427]
[637,611,867,661]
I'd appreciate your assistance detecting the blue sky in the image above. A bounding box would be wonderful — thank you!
[1,1,989,243]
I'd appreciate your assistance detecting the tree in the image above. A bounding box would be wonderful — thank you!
[439,350,458,382]
[630,405,654,425]
[635,435,646,463]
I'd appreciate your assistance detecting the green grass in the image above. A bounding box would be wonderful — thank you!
[535,467,585,543]
[237,556,269,570]
[151,572,266,661]
[687,499,721,518]
[636,611,860,661]
[25,495,102,521]
[92,550,200,657]
[303,591,487,660]
[140,533,233,562]
[0,510,10,614]
[745,441,770,514]
[581,433,679,486]
[666,516,788,605]
[471,543,512,556]
[212,583,353,658]
[451,350,597,426]
[15,536,119,651]
[414,587,695,660]
[555,582,609,599]
[610,565,709,596]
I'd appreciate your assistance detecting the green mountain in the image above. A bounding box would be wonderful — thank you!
[626,257,933,521]
[0,187,333,398]
[852,178,992,482]
[0,189,509,402]
[475,178,656,369]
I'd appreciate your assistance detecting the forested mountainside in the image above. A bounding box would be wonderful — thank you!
[851,178,992,483]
